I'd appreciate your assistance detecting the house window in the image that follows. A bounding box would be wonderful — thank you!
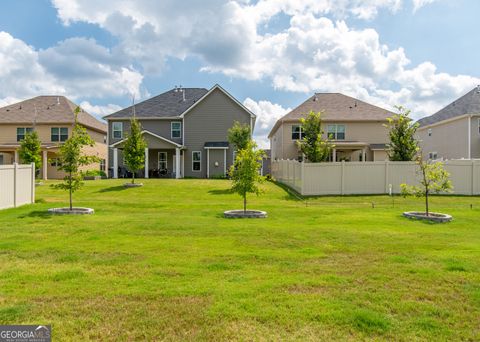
[112,122,123,139]
[50,158,62,167]
[158,152,167,171]
[192,151,201,171]
[327,124,345,140]
[171,122,182,139]
[100,159,106,172]
[291,125,304,140]
[428,128,432,137]
[428,152,438,160]
[51,127,68,142]
[16,127,33,142]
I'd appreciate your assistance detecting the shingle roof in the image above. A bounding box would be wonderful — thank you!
[0,96,106,132]
[104,88,208,119]
[268,93,395,137]
[417,86,480,127]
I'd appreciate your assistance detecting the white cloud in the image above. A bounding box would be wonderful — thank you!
[243,98,291,149]
[412,0,437,12]
[79,101,122,120]
[0,31,143,105]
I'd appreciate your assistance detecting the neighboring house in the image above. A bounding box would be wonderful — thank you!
[417,86,480,160]
[104,84,256,179]
[268,93,395,162]
[261,149,271,175]
[0,96,107,179]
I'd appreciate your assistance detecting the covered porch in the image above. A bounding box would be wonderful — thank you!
[331,141,369,162]
[111,130,184,179]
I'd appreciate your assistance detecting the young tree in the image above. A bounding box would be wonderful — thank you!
[297,110,333,162]
[229,140,266,213]
[228,121,251,151]
[385,106,419,161]
[53,107,99,210]
[400,155,453,216]
[123,117,147,184]
[18,130,42,177]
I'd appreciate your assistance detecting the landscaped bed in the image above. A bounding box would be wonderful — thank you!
[0,179,479,340]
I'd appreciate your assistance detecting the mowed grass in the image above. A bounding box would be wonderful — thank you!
[0,179,479,341]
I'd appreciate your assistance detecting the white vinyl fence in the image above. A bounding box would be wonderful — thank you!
[0,163,36,210]
[272,159,480,196]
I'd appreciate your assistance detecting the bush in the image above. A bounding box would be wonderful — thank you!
[83,170,106,177]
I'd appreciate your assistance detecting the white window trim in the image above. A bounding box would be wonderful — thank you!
[291,125,304,140]
[428,128,432,137]
[16,127,33,141]
[158,152,168,170]
[327,124,346,140]
[112,122,123,139]
[192,151,201,172]
[428,152,438,160]
[171,121,182,139]
[51,127,69,142]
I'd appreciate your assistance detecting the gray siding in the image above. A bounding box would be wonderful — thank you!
[183,88,252,178]
[208,149,226,177]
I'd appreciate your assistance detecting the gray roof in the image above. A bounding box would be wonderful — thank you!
[204,141,229,148]
[417,86,480,127]
[104,88,208,119]
[0,96,107,132]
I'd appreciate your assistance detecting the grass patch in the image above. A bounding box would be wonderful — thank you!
[0,179,479,340]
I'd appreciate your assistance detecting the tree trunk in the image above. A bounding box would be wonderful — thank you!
[69,171,73,210]
[132,172,135,184]
[243,193,247,214]
[425,190,429,217]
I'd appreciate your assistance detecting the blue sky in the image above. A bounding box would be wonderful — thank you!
[0,0,479,147]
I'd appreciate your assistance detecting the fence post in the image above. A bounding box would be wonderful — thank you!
[472,160,476,196]
[301,161,305,195]
[385,160,389,194]
[13,162,17,208]
[31,162,36,204]
[341,160,345,195]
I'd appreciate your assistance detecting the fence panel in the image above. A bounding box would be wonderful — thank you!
[0,163,35,210]
[272,159,480,196]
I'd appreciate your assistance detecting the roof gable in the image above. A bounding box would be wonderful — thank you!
[417,86,480,127]
[0,96,106,132]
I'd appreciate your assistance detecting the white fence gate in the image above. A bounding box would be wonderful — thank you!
[272,159,480,196]
[0,163,36,210]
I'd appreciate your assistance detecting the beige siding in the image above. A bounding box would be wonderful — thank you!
[274,120,389,160]
[184,88,251,178]
[470,116,480,158]
[418,117,469,160]
[374,150,388,161]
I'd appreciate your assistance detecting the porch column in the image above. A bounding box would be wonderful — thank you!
[42,150,48,180]
[362,149,366,162]
[332,148,337,162]
[113,148,118,179]
[206,149,210,178]
[223,149,227,176]
[175,148,181,179]
[144,147,149,179]
[14,150,19,163]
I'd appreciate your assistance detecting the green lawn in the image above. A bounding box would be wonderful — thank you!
[0,179,479,341]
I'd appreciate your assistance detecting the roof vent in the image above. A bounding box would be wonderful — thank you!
[354,101,357,108]
[313,95,318,102]
[19,105,22,110]
[477,85,480,93]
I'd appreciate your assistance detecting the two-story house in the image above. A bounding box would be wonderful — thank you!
[269,93,395,162]
[417,86,480,160]
[104,84,256,178]
[0,96,107,179]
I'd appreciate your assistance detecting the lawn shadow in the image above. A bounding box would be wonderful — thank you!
[97,186,128,193]
[208,189,233,195]
[271,181,304,202]
[18,210,52,219]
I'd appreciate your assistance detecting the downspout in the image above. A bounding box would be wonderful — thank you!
[468,115,472,159]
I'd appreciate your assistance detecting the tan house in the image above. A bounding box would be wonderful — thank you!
[417,86,480,160]
[0,96,107,179]
[269,93,395,162]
